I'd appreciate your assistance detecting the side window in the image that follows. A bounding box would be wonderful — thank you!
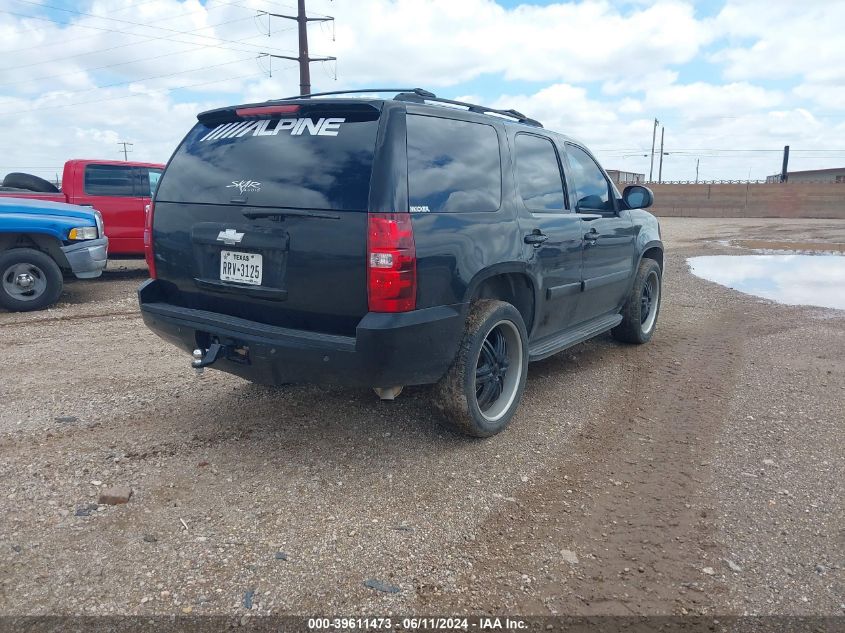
[566,145,614,212]
[146,168,162,197]
[514,134,566,212]
[407,115,501,213]
[84,164,136,197]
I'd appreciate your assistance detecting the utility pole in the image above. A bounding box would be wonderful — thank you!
[695,158,700,184]
[260,0,336,95]
[117,141,133,161]
[657,126,665,184]
[648,118,659,182]
[780,145,790,183]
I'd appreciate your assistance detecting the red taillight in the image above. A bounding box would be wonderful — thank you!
[235,104,300,117]
[367,213,416,312]
[143,202,157,279]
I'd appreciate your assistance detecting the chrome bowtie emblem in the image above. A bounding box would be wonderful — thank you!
[217,229,245,245]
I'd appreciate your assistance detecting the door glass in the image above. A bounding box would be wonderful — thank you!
[147,169,162,197]
[407,115,501,213]
[514,134,565,212]
[83,164,136,197]
[566,145,613,212]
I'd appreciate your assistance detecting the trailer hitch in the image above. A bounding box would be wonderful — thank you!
[191,343,227,374]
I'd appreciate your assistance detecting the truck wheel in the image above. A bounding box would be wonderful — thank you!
[0,248,64,312]
[612,258,662,344]
[434,300,529,437]
[1,172,60,193]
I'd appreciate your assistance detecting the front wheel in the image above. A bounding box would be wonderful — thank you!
[434,300,529,437]
[612,258,662,344]
[0,248,64,312]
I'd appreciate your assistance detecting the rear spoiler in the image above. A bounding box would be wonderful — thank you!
[197,100,381,127]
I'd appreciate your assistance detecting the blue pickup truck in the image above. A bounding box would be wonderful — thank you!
[0,197,108,311]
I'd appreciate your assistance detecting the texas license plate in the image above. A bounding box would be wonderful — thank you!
[220,250,262,285]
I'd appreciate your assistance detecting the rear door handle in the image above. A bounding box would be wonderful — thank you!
[584,230,598,242]
[524,232,548,246]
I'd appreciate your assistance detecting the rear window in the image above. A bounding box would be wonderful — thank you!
[407,115,501,213]
[84,164,136,197]
[155,109,379,211]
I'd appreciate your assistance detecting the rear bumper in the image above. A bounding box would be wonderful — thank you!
[138,279,465,388]
[62,237,108,279]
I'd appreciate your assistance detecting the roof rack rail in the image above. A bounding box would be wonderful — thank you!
[394,91,543,128]
[272,87,542,127]
[275,87,436,101]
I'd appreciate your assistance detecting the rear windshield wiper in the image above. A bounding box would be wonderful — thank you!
[242,209,341,220]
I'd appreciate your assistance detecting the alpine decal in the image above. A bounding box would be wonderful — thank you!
[200,117,345,142]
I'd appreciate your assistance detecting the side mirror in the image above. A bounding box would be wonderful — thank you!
[622,185,654,210]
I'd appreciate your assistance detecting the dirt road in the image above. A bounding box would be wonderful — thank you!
[0,218,842,616]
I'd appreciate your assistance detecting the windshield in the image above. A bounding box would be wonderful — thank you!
[156,109,380,211]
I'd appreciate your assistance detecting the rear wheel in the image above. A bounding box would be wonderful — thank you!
[0,248,63,312]
[612,258,662,344]
[434,300,529,437]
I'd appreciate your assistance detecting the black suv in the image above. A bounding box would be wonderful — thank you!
[139,88,663,437]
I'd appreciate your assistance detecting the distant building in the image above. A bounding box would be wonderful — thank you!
[765,167,845,183]
[606,170,644,184]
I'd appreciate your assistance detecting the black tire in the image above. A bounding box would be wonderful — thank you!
[612,258,662,344]
[433,300,529,437]
[2,172,60,193]
[0,248,64,312]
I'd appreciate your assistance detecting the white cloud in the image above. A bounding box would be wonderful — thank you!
[711,0,845,84]
[313,0,712,85]
[643,81,783,120]
[602,70,679,96]
[793,83,845,112]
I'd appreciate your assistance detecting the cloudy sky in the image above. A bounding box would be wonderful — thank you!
[1,0,843,182]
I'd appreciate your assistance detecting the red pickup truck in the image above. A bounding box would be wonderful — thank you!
[0,159,164,255]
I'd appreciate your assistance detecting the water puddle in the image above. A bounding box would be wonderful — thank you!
[688,255,845,310]
[723,239,845,255]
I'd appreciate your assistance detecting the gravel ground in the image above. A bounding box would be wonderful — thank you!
[0,218,842,616]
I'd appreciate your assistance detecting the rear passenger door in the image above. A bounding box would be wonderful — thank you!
[564,144,636,323]
[512,133,584,340]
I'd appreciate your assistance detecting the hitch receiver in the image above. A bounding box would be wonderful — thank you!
[192,343,227,370]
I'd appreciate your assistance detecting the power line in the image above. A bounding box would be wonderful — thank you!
[0,0,299,56]
[0,13,294,89]
[0,0,224,54]
[9,0,284,48]
[3,2,298,55]
[0,69,275,116]
[0,56,257,105]
[0,20,274,88]
[592,146,845,153]
[0,8,298,72]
